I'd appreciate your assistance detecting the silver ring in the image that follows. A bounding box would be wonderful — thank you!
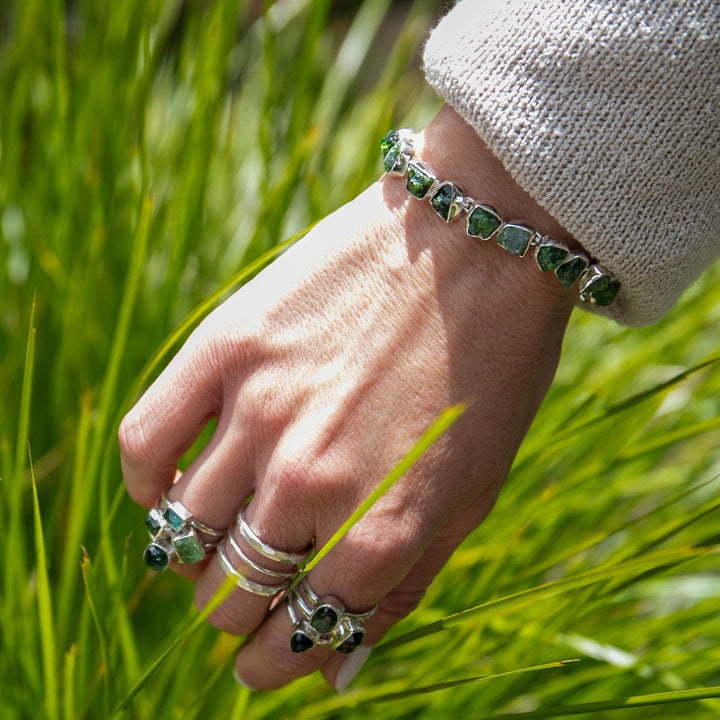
[143,495,227,572]
[216,542,290,597]
[227,534,296,580]
[236,506,311,566]
[286,578,376,654]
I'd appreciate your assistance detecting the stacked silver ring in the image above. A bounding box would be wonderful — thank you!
[217,506,311,597]
[144,494,226,572]
[287,579,376,654]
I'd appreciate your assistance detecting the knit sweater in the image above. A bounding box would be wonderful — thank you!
[423,0,720,326]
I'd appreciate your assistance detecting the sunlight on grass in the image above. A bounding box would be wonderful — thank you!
[1,1,719,719]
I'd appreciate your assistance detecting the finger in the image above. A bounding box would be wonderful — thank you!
[195,497,315,637]
[231,508,429,691]
[119,331,226,507]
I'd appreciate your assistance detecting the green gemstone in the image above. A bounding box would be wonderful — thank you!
[430,183,461,221]
[496,224,532,256]
[591,279,620,306]
[406,163,434,198]
[310,606,339,634]
[290,631,314,653]
[382,143,401,173]
[556,256,589,289]
[173,533,204,564]
[536,244,569,271]
[467,206,502,239]
[336,631,365,654]
[164,506,183,531]
[144,543,169,572]
[145,512,161,536]
[380,130,399,157]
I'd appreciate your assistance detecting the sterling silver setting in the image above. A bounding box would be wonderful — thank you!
[143,495,226,572]
[286,578,376,654]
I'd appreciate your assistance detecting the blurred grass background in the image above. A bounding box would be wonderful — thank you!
[1,1,719,718]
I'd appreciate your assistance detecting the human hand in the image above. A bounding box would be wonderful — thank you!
[119,106,578,691]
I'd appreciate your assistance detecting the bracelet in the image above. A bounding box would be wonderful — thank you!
[381,129,620,307]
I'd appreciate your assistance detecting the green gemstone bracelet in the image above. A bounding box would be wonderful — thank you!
[381,129,620,307]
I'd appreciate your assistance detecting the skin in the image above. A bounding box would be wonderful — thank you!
[119,105,580,690]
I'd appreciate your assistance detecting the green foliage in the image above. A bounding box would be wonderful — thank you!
[1,1,719,718]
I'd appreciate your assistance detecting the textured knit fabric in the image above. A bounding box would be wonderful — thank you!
[423,0,720,325]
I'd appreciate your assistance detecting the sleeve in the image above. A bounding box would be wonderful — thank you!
[423,0,720,326]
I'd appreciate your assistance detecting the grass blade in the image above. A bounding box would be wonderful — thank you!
[473,684,720,718]
[30,451,59,720]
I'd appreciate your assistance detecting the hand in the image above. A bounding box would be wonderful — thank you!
[119,106,577,690]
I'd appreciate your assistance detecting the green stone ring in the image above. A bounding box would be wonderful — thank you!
[286,578,376,655]
[381,129,621,308]
[143,494,226,572]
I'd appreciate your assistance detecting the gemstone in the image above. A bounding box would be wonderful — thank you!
[496,224,532,256]
[145,510,162,536]
[164,506,183,531]
[382,143,401,173]
[406,163,435,199]
[144,543,169,572]
[173,532,204,564]
[380,130,400,157]
[336,631,365,654]
[290,631,314,653]
[310,605,339,634]
[430,182,462,222]
[591,279,620,306]
[556,255,589,289]
[467,205,502,239]
[535,243,569,272]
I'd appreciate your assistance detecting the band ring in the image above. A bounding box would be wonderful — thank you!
[217,542,291,597]
[236,506,311,566]
[143,494,227,572]
[287,578,376,654]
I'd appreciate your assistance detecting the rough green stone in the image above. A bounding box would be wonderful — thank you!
[556,256,589,289]
[145,512,161,536]
[380,130,399,157]
[584,273,610,294]
[536,244,569,272]
[164,506,183,531]
[144,543,169,572]
[336,631,365,654]
[406,163,434,199]
[290,631,314,653]
[173,533,204,564]
[591,280,620,306]
[467,206,502,239]
[430,183,460,222]
[496,224,532,257]
[310,606,339,634]
[382,143,401,173]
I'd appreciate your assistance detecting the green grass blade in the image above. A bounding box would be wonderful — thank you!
[111,575,238,718]
[302,403,465,574]
[3,294,36,639]
[31,452,59,720]
[473,684,720,718]
[62,644,78,720]
[80,548,111,717]
[376,546,710,654]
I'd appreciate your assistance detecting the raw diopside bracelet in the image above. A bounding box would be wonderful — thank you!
[381,129,620,307]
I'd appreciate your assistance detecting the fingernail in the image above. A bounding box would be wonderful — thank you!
[334,645,373,693]
[233,666,256,692]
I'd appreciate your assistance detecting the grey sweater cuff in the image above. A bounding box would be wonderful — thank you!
[423,0,720,326]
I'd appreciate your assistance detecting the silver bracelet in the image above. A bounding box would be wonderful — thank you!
[381,129,620,307]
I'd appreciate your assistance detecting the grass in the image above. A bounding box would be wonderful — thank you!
[1,1,720,718]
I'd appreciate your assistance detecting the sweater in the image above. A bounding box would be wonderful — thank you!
[423,0,720,325]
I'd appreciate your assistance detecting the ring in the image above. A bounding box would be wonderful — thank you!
[143,495,227,572]
[286,578,376,654]
[216,508,312,597]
